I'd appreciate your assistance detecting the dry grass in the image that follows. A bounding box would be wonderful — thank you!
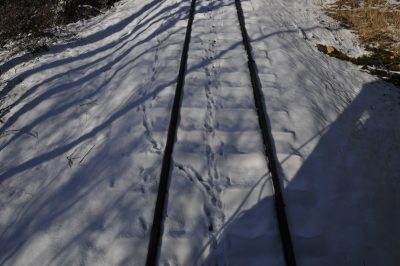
[325,0,400,52]
[321,0,400,86]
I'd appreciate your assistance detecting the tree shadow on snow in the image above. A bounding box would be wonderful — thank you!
[0,1,229,265]
[0,1,198,265]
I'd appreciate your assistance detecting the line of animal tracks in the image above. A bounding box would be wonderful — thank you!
[146,0,296,265]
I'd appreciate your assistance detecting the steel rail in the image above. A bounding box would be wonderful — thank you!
[145,0,197,265]
[234,0,297,265]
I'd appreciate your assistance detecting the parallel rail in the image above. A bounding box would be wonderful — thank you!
[146,0,297,265]
[145,0,197,264]
[234,0,296,265]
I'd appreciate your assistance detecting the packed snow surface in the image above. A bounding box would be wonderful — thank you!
[0,0,399,265]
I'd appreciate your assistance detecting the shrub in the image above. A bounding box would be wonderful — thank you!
[0,0,119,48]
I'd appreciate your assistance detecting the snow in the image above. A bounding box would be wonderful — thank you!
[0,0,188,265]
[246,0,400,265]
[0,0,400,265]
[158,1,284,265]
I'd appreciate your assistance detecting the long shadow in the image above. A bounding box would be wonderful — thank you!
[0,1,199,262]
[0,13,187,148]
[0,1,228,264]
[0,0,181,122]
[202,80,400,265]
[0,1,163,76]
[0,0,228,181]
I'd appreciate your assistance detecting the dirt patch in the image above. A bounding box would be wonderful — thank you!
[317,44,400,86]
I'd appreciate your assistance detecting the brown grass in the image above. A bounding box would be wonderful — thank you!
[325,0,400,52]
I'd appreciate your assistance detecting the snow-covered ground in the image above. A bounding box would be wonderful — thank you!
[0,1,188,265]
[159,1,284,264]
[245,0,400,265]
[0,0,399,265]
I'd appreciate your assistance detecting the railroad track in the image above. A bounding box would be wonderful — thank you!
[146,0,296,265]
